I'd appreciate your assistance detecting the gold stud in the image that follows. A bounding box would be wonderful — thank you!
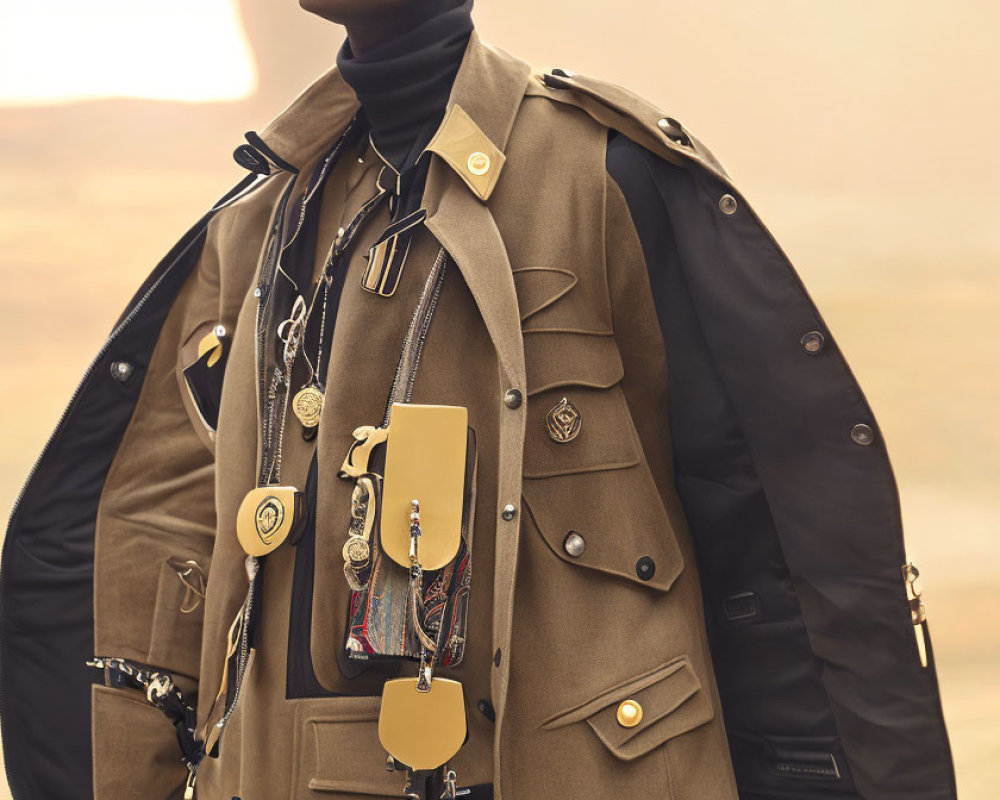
[616,699,643,728]
[467,151,491,176]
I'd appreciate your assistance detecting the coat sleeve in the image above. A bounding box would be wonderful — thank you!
[87,172,275,797]
[0,171,267,799]
[603,130,956,800]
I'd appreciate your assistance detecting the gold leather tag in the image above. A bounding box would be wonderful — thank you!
[381,403,467,571]
[195,328,225,368]
[378,677,467,770]
[236,485,305,557]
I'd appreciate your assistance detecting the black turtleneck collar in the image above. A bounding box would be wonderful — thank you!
[336,0,474,174]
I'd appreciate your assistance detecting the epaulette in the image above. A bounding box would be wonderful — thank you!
[525,68,732,186]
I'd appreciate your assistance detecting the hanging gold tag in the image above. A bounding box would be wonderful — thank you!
[236,486,306,556]
[292,385,324,428]
[378,677,467,770]
[381,403,467,571]
[195,327,226,368]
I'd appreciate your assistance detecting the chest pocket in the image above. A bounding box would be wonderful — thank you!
[519,328,684,592]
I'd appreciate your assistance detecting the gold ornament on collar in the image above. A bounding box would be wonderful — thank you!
[292,384,324,428]
[545,397,582,443]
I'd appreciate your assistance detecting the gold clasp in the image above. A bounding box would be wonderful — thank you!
[902,562,928,668]
[339,425,389,478]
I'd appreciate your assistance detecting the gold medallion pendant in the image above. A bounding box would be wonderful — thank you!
[292,384,324,428]
[236,486,306,557]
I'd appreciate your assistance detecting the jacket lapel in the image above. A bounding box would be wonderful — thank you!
[420,35,531,792]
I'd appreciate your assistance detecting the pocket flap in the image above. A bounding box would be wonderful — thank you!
[512,266,578,323]
[299,698,404,797]
[541,656,714,761]
[522,466,683,592]
[524,331,623,397]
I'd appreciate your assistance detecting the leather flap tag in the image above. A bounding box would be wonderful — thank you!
[378,677,467,770]
[381,403,468,571]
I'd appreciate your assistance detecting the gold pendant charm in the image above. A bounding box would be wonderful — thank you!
[236,485,306,557]
[378,677,467,770]
[342,476,376,589]
[545,396,582,443]
[342,536,370,566]
[292,384,324,429]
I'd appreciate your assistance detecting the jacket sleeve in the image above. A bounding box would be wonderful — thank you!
[603,130,955,800]
[86,213,230,798]
[0,170,267,799]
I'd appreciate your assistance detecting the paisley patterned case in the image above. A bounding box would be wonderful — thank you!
[344,428,476,668]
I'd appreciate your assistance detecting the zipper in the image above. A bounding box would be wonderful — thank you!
[252,126,358,486]
[254,181,298,483]
[215,557,258,732]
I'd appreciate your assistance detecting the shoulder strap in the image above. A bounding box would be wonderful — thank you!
[524,68,732,186]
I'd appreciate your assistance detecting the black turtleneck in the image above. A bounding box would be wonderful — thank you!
[336,0,474,174]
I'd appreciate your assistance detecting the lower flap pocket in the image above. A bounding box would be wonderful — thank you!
[91,684,188,800]
[147,557,206,680]
[299,697,407,797]
[541,656,714,761]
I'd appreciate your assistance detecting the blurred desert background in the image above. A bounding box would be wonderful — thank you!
[1,0,997,796]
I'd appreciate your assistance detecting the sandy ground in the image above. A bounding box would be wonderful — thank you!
[0,1,997,796]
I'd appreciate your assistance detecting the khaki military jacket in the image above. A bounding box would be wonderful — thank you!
[1,32,955,800]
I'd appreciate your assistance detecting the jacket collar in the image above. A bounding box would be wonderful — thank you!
[240,31,529,203]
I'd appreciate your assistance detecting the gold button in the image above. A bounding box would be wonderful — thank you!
[467,151,491,176]
[616,699,643,728]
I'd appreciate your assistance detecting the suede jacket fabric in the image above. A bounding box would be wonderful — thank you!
[0,32,956,800]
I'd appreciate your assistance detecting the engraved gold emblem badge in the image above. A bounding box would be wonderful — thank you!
[254,496,284,544]
[236,485,305,557]
[545,397,582,443]
[292,385,324,428]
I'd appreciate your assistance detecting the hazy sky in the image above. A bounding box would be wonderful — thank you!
[0,0,256,104]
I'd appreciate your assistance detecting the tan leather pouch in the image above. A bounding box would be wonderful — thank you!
[380,403,468,571]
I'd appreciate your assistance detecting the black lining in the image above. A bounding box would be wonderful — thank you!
[606,128,955,799]
[0,217,214,800]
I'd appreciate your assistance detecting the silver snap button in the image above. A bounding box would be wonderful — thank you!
[656,116,690,145]
[719,194,738,215]
[563,531,586,557]
[800,330,825,354]
[110,361,133,382]
[213,323,227,339]
[851,423,875,446]
[501,504,517,521]
[503,388,523,409]
[253,287,262,298]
